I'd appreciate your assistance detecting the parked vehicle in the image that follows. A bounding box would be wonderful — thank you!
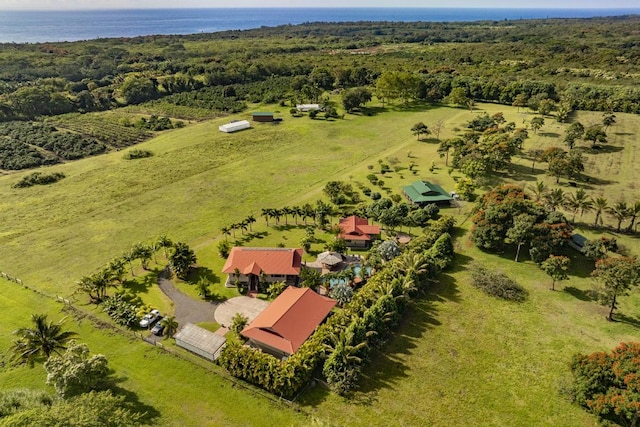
[151,320,165,336]
[139,309,160,328]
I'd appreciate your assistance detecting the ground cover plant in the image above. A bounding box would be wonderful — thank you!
[2,93,640,426]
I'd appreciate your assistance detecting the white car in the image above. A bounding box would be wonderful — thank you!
[139,309,160,328]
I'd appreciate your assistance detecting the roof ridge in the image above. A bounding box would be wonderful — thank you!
[269,287,310,334]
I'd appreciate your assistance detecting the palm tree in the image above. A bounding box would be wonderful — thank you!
[291,206,301,225]
[302,203,315,226]
[565,189,591,223]
[272,209,282,225]
[156,234,173,259]
[608,201,630,232]
[322,328,367,364]
[161,316,179,338]
[625,201,640,232]
[593,197,608,227]
[246,214,256,232]
[122,251,135,276]
[10,314,77,367]
[239,219,249,235]
[544,188,565,211]
[221,226,230,242]
[107,258,126,284]
[133,243,153,270]
[529,181,547,203]
[261,208,271,226]
[578,192,594,220]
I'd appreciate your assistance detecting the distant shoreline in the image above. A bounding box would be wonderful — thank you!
[1,8,639,44]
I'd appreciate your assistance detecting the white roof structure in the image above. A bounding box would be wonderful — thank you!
[174,323,226,361]
[219,120,250,133]
[296,104,320,112]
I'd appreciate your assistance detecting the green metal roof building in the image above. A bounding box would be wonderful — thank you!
[402,180,453,205]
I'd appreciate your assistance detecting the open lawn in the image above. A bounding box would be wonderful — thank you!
[0,278,308,426]
[2,102,640,425]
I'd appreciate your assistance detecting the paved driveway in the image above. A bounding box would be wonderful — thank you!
[157,267,218,327]
[214,296,269,328]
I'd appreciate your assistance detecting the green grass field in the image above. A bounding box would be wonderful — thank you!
[2,102,640,425]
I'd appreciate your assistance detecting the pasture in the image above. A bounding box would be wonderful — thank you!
[1,101,640,425]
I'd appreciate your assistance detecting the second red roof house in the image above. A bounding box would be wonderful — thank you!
[338,215,380,248]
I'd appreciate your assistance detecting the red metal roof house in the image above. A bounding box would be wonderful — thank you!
[338,215,380,248]
[222,247,303,292]
[241,286,336,357]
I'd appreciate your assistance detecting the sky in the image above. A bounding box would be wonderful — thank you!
[0,0,638,11]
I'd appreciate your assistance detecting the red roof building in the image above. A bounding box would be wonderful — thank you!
[222,247,303,292]
[241,286,336,357]
[338,215,381,248]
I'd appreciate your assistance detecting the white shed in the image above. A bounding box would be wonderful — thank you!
[174,323,226,361]
[296,104,320,112]
[218,120,250,133]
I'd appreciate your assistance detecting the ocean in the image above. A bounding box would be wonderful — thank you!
[0,8,638,44]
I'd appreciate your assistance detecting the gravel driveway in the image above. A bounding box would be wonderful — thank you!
[157,267,218,328]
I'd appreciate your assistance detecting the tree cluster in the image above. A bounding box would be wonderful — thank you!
[471,184,572,263]
[570,342,640,425]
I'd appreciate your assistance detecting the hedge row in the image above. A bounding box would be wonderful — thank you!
[218,216,455,398]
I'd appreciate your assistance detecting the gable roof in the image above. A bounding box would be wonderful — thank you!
[174,323,226,359]
[241,286,336,354]
[222,247,303,276]
[338,215,380,241]
[403,180,453,203]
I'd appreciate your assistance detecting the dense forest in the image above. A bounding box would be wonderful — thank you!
[0,16,639,169]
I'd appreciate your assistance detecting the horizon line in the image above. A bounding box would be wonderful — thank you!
[2,6,640,12]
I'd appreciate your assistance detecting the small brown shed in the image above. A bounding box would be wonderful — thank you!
[252,112,274,122]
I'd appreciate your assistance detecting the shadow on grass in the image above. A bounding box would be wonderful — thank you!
[123,268,161,294]
[355,106,387,116]
[109,380,161,424]
[614,313,640,328]
[186,266,221,285]
[563,286,595,302]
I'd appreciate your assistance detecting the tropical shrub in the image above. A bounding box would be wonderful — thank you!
[469,263,527,301]
[13,171,65,188]
[122,149,153,160]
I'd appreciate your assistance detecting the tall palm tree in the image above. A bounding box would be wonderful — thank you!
[578,192,594,220]
[11,314,77,367]
[156,234,173,259]
[593,197,608,227]
[608,201,630,232]
[261,208,271,227]
[544,188,565,211]
[239,219,249,235]
[625,201,640,232]
[246,214,256,232]
[302,203,315,225]
[221,226,230,242]
[161,316,179,338]
[564,192,580,223]
[122,251,135,276]
[529,181,547,203]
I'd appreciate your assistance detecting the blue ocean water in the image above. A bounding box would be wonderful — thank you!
[0,8,638,44]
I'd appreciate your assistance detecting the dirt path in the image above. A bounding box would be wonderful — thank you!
[157,267,218,328]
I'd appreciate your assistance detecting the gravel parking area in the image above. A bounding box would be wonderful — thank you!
[214,296,269,328]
